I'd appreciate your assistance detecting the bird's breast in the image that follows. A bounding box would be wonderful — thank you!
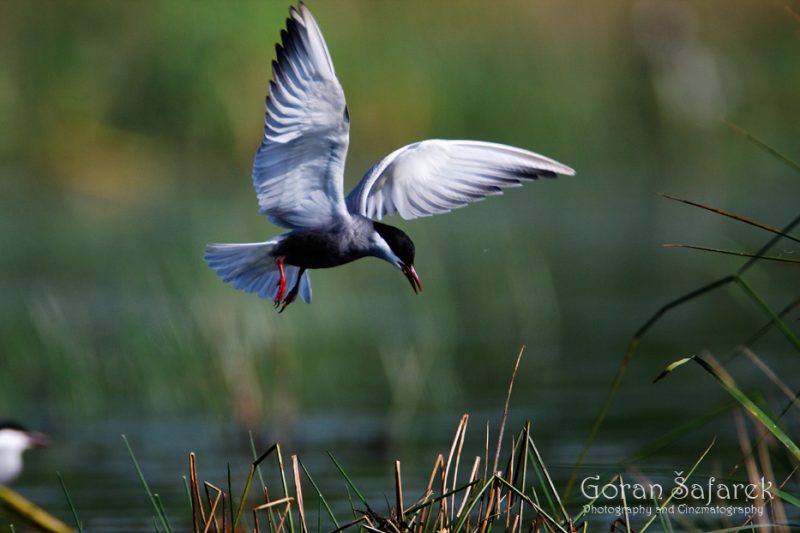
[275,225,371,269]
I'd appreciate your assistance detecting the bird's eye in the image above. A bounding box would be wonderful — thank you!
[343,105,350,123]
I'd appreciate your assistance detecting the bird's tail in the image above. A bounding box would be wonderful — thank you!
[204,240,312,303]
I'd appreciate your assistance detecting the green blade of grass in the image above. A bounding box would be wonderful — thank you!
[249,432,268,497]
[777,488,800,508]
[619,475,631,533]
[722,119,800,174]
[181,476,192,516]
[660,194,800,245]
[652,357,694,383]
[342,484,358,523]
[621,401,734,467]
[663,244,800,264]
[640,439,715,532]
[654,493,674,533]
[527,446,557,518]
[122,434,173,533]
[654,355,800,461]
[154,494,171,533]
[566,276,731,500]
[735,276,800,352]
[736,214,800,275]
[227,464,235,532]
[326,451,371,512]
[404,480,479,516]
[494,476,567,533]
[452,477,495,533]
[234,443,278,530]
[299,458,340,529]
[740,296,800,350]
[276,444,296,533]
[57,472,83,533]
[527,434,570,524]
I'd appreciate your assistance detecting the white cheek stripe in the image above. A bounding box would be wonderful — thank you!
[371,235,402,266]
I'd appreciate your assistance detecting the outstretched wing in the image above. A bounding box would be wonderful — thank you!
[345,139,575,220]
[253,4,350,229]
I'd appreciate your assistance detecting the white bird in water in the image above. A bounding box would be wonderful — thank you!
[0,421,49,485]
[206,3,574,312]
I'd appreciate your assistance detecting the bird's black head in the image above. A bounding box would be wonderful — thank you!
[373,222,415,265]
[0,420,49,447]
[373,221,422,293]
[0,421,27,432]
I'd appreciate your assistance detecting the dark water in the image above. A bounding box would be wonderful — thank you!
[7,349,798,532]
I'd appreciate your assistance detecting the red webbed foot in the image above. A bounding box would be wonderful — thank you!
[278,267,305,314]
[273,256,287,307]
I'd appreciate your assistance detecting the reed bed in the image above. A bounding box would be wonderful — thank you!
[181,349,589,533]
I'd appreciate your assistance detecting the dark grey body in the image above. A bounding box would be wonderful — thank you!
[273,215,377,269]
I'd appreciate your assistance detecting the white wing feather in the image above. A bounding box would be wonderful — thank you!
[252,4,350,229]
[346,139,575,220]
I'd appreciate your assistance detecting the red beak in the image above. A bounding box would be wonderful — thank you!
[401,263,423,294]
[27,431,50,447]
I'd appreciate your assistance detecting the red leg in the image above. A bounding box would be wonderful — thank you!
[274,256,287,307]
[279,268,306,313]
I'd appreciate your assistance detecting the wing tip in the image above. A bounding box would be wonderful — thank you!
[291,3,310,26]
[558,165,576,176]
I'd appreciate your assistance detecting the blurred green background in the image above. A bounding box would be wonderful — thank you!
[1,0,797,527]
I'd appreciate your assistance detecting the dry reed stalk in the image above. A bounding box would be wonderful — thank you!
[291,455,308,533]
[739,346,799,406]
[417,453,442,533]
[253,496,294,533]
[330,515,367,533]
[450,414,469,522]
[734,408,767,531]
[505,436,514,529]
[202,482,223,533]
[478,482,497,533]
[189,455,198,533]
[518,422,531,528]
[755,424,788,533]
[455,456,481,519]
[493,346,525,475]
[394,460,404,523]
[190,452,207,532]
[443,414,469,522]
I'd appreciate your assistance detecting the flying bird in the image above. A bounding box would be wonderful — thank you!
[0,421,49,485]
[205,4,574,312]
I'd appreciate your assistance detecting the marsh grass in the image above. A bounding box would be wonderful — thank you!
[565,116,800,531]
[110,344,795,532]
[565,119,800,505]
[181,348,587,533]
